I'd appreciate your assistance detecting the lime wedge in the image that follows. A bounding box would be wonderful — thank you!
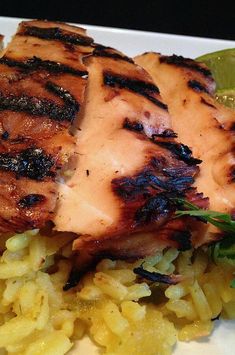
[196,48,235,90]
[215,88,235,109]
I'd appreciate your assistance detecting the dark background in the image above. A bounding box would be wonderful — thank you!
[0,0,235,41]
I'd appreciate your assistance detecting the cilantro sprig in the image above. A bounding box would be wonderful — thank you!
[174,198,235,234]
[173,198,235,288]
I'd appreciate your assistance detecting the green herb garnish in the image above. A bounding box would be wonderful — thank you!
[230,279,235,288]
[174,197,235,286]
[174,198,235,234]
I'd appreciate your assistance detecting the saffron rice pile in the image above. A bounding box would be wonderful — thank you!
[0,231,234,355]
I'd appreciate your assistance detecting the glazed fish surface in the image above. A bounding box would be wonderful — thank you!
[135,53,235,219]
[54,46,206,269]
[0,20,94,232]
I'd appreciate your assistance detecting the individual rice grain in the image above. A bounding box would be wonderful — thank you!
[24,331,73,355]
[0,260,31,279]
[202,282,222,318]
[121,301,146,322]
[223,301,235,319]
[52,310,76,337]
[17,281,38,316]
[103,301,129,336]
[188,280,212,321]
[166,299,197,321]
[155,249,179,273]
[0,316,36,347]
[93,272,129,300]
[178,320,214,341]
[6,233,31,252]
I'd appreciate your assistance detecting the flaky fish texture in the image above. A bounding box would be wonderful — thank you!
[135,52,235,244]
[54,47,206,279]
[135,53,235,212]
[0,20,94,232]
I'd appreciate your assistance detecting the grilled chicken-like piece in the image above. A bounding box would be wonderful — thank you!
[0,20,94,232]
[135,53,235,216]
[54,47,206,274]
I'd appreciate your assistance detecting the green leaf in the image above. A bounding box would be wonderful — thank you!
[230,279,235,288]
[210,236,235,267]
[174,198,235,235]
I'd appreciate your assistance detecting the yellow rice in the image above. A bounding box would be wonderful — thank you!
[0,231,234,354]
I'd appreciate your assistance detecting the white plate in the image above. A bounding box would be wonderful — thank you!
[0,16,234,355]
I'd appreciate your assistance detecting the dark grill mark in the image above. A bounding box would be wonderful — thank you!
[162,166,195,178]
[19,25,93,47]
[1,131,9,140]
[103,71,168,110]
[93,43,111,50]
[113,168,194,203]
[10,136,32,144]
[0,83,79,122]
[160,54,212,77]
[18,194,46,208]
[152,139,202,166]
[123,118,144,132]
[230,122,235,131]
[104,71,159,93]
[113,174,150,200]
[93,48,134,63]
[134,193,174,224]
[46,81,80,111]
[230,167,235,182]
[0,148,54,180]
[133,266,180,285]
[170,230,192,251]
[152,129,177,138]
[188,80,209,94]
[0,56,88,77]
[63,269,85,290]
[200,97,216,108]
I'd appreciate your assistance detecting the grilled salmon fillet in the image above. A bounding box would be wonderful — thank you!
[135,53,235,215]
[54,47,206,278]
[0,20,94,232]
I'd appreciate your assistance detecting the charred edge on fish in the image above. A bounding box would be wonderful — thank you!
[188,80,209,93]
[93,48,134,63]
[18,194,46,208]
[1,131,9,140]
[0,84,79,122]
[103,71,168,110]
[45,81,80,110]
[160,54,212,77]
[112,170,194,202]
[19,25,93,46]
[200,97,216,108]
[170,230,192,251]
[0,148,54,180]
[230,167,235,182]
[152,129,177,138]
[152,139,202,166]
[230,122,235,131]
[123,118,144,132]
[0,56,88,77]
[134,193,174,224]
